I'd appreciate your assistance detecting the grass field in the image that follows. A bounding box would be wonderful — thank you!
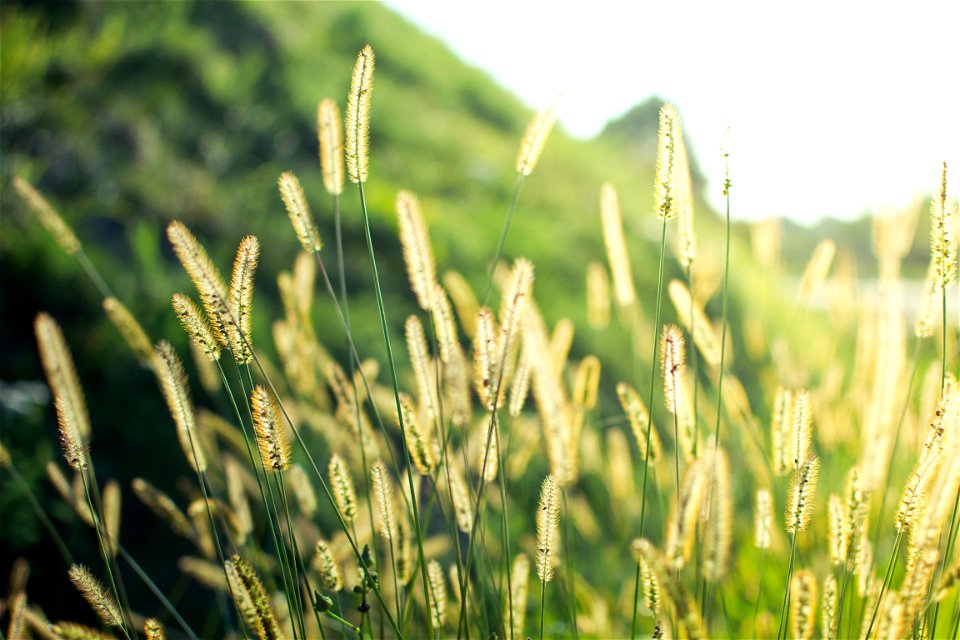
[2,3,959,639]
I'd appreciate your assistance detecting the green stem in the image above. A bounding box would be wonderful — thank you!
[712,169,732,449]
[775,533,797,640]
[865,530,903,639]
[482,174,525,306]
[562,489,578,639]
[79,471,132,640]
[633,217,669,639]
[539,579,547,640]
[356,179,434,638]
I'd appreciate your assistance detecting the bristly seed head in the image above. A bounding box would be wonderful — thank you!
[278,171,322,254]
[397,190,437,311]
[318,98,344,195]
[329,453,358,523]
[68,564,123,628]
[515,95,558,176]
[654,104,680,220]
[535,473,561,583]
[345,45,374,184]
[251,385,289,472]
[228,235,259,364]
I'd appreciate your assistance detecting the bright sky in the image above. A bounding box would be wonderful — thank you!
[386,0,959,223]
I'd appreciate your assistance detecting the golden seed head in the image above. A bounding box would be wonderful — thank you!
[586,261,611,329]
[166,221,231,348]
[131,478,193,538]
[508,348,532,417]
[473,307,499,411]
[427,559,447,628]
[675,130,696,267]
[791,389,813,468]
[226,555,283,640]
[172,293,221,361]
[103,479,121,557]
[251,385,289,471]
[822,574,839,639]
[786,456,820,534]
[701,448,732,582]
[515,94,558,176]
[405,314,439,426]
[371,459,396,540]
[329,453,357,522]
[798,239,836,301]
[755,489,773,550]
[286,463,316,517]
[654,104,680,220]
[345,45,374,184]
[278,171,322,253]
[505,554,530,639]
[35,312,90,446]
[828,494,849,565]
[771,386,794,475]
[667,280,721,367]
[789,569,818,640]
[318,98,344,195]
[397,190,437,311]
[224,456,253,540]
[228,235,260,364]
[535,474,561,583]
[314,539,343,592]
[6,592,26,640]
[930,161,955,288]
[498,258,534,372]
[448,463,474,533]
[153,341,206,473]
[660,324,686,414]
[399,392,437,476]
[600,183,635,307]
[144,618,166,640]
[617,382,662,463]
[13,176,81,254]
[102,297,154,365]
[68,564,123,628]
[665,457,708,569]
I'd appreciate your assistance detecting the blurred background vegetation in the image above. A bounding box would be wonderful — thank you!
[0,0,940,632]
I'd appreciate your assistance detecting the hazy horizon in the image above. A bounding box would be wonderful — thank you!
[387,0,959,224]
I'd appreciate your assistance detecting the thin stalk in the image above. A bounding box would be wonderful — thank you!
[482,174,526,306]
[712,171,732,449]
[279,472,326,640]
[943,284,948,388]
[562,489,578,639]
[75,249,114,300]
[79,471,132,640]
[866,338,921,577]
[356,179,434,638]
[864,530,903,639]
[116,545,199,640]
[276,473,308,640]
[539,579,547,640]
[775,533,797,640]
[931,489,960,639]
[328,193,389,632]
[83,459,137,639]
[632,217,669,639]
[686,262,700,457]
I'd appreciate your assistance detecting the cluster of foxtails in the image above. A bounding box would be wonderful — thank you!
[3,43,960,640]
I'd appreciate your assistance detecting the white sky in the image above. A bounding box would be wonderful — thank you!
[385,0,959,223]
